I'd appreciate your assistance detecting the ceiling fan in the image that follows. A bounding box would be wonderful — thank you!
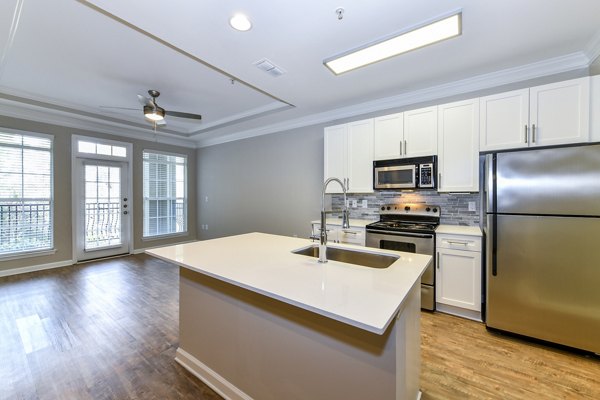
[101,90,202,126]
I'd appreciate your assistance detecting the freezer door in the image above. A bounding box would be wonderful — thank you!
[486,214,600,353]
[495,144,600,215]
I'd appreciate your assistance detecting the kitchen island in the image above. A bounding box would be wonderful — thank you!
[146,232,430,400]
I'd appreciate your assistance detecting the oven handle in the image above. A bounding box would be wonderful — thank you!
[366,229,434,239]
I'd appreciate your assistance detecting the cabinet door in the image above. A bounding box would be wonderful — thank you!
[592,75,600,143]
[437,99,480,192]
[403,106,438,157]
[373,113,403,160]
[480,89,530,151]
[530,77,590,147]
[436,248,481,312]
[347,119,374,193]
[324,124,347,194]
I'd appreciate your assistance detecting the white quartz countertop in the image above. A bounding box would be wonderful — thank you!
[311,218,375,228]
[436,225,482,236]
[146,232,430,335]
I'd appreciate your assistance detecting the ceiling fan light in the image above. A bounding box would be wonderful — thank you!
[144,105,165,121]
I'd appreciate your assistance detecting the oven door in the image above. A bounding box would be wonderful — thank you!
[366,229,435,310]
[374,164,416,189]
[366,230,434,285]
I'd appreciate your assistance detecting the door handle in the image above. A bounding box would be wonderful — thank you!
[436,252,440,269]
[438,173,442,189]
[123,211,128,215]
[404,140,407,155]
[532,124,536,143]
[399,141,402,156]
[524,125,528,143]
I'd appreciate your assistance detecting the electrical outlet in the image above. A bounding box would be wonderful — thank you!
[351,199,358,208]
[468,201,476,212]
[361,199,368,208]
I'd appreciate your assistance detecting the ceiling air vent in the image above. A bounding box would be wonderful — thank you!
[253,58,286,77]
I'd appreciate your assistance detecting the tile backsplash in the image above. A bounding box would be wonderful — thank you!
[331,191,481,226]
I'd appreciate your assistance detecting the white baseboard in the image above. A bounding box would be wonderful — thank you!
[0,259,74,278]
[436,303,483,322]
[134,239,198,254]
[175,348,253,400]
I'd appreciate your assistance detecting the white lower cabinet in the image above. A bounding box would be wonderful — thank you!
[436,233,482,321]
[311,222,366,246]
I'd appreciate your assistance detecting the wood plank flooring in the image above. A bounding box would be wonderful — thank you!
[1,254,599,399]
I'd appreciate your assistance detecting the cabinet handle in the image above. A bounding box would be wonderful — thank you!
[438,173,442,188]
[404,140,407,155]
[524,125,528,143]
[436,252,440,269]
[342,230,358,235]
[532,124,536,143]
[399,141,402,156]
[447,240,469,246]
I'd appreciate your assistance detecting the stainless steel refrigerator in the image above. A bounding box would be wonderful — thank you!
[484,144,600,354]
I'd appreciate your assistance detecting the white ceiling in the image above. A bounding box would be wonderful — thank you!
[0,0,599,147]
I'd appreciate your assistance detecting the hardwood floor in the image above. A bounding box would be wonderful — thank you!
[1,254,599,399]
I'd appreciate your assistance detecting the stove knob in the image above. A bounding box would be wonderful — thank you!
[381,206,385,211]
[404,206,410,211]
[426,207,431,212]
[433,208,438,213]
[386,206,391,210]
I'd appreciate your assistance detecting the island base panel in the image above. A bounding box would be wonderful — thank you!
[178,267,421,400]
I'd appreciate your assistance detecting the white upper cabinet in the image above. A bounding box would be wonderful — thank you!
[403,106,438,157]
[347,119,375,193]
[530,77,590,147]
[438,99,480,192]
[480,77,590,151]
[324,119,374,194]
[373,113,403,160]
[373,107,437,160]
[479,89,530,151]
[591,75,600,143]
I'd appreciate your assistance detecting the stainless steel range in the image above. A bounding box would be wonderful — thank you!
[366,203,440,310]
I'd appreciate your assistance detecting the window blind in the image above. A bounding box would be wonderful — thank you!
[142,151,187,237]
[0,132,53,255]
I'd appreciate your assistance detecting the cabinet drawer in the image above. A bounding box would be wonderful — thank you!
[339,229,365,246]
[437,234,481,252]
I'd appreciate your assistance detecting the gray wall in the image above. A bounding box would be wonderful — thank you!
[197,125,323,240]
[0,116,197,272]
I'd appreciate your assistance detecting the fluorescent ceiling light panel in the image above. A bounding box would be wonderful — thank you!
[324,12,462,75]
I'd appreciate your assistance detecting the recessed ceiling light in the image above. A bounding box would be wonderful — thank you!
[229,14,252,31]
[324,12,462,75]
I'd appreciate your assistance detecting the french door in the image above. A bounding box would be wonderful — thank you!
[75,159,130,261]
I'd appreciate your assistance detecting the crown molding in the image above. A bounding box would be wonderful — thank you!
[195,51,591,148]
[0,98,197,148]
[584,28,600,64]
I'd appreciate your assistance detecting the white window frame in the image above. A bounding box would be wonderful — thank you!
[0,128,55,260]
[142,149,188,240]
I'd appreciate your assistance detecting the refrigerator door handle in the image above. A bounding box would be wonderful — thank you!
[491,213,498,276]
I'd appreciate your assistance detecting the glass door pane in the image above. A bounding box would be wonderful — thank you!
[84,165,122,250]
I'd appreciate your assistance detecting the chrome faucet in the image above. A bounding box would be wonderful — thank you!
[319,177,350,263]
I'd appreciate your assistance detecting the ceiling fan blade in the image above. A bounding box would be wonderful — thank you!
[137,94,151,106]
[100,106,139,111]
[165,110,202,120]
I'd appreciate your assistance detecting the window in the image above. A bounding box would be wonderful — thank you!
[143,151,187,237]
[78,140,127,157]
[0,131,53,256]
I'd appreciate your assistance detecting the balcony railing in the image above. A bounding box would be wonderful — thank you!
[0,201,52,254]
[85,202,121,249]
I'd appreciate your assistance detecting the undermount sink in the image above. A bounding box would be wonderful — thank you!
[292,245,398,269]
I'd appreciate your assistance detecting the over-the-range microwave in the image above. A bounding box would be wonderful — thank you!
[373,156,437,190]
